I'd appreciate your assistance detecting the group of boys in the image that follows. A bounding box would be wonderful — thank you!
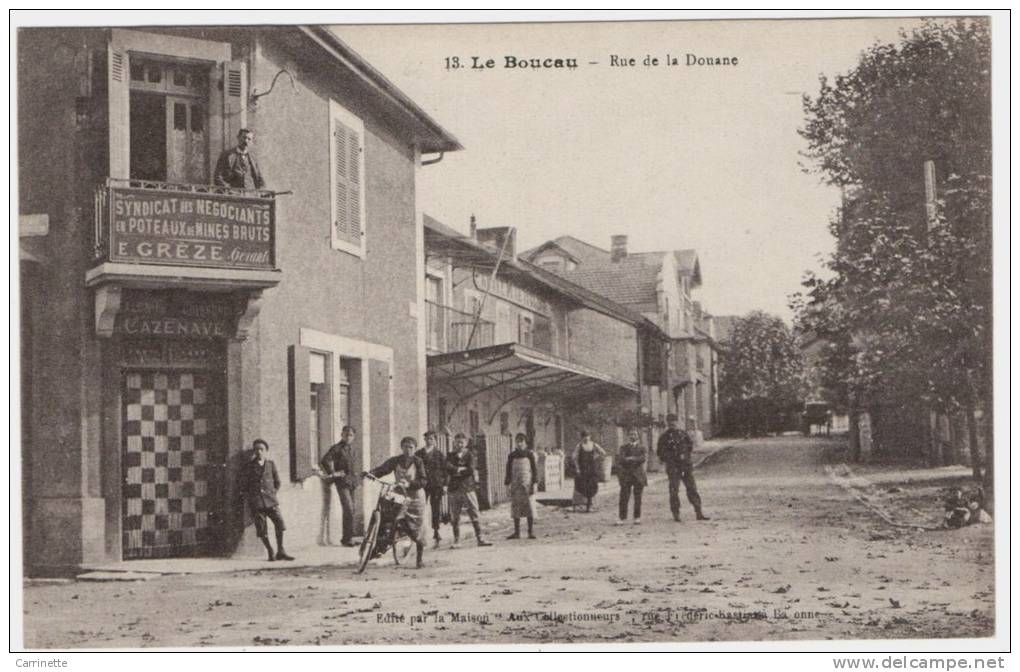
[240,414,708,562]
[238,427,493,561]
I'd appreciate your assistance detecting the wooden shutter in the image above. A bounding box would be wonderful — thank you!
[331,105,364,251]
[288,345,314,481]
[367,359,391,466]
[221,60,247,150]
[107,44,130,179]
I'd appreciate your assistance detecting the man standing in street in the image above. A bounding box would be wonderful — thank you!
[656,414,709,522]
[445,433,493,549]
[320,425,358,546]
[214,128,265,189]
[417,430,449,549]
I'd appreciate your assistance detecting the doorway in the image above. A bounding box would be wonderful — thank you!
[121,365,226,559]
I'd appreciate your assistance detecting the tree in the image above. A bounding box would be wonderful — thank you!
[718,311,807,437]
[794,19,992,496]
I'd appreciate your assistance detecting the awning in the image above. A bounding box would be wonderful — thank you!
[428,342,638,424]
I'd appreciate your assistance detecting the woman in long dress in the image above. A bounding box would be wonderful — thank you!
[572,430,606,512]
[504,433,538,539]
[369,436,430,568]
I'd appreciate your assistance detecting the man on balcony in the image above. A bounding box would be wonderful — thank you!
[214,128,265,190]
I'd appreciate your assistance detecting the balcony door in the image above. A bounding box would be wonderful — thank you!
[128,58,210,184]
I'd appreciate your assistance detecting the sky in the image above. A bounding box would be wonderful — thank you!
[334,17,922,320]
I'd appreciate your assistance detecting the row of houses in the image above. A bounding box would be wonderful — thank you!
[17,25,721,575]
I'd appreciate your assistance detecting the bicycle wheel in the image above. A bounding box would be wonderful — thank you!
[356,511,381,574]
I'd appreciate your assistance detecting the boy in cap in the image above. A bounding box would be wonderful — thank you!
[239,439,294,560]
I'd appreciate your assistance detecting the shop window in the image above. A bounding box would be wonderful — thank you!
[329,99,366,257]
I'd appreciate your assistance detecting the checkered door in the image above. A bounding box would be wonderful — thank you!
[122,370,224,559]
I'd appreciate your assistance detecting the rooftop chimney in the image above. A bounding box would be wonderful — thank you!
[469,214,477,240]
[611,235,628,262]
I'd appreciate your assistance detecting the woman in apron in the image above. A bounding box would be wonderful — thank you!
[572,430,606,512]
[504,433,538,539]
[369,436,430,568]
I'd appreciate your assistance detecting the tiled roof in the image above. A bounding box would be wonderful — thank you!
[630,250,701,285]
[559,257,661,306]
[422,213,465,239]
[423,216,665,335]
[520,236,611,266]
[523,236,701,286]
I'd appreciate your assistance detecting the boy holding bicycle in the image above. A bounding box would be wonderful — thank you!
[368,436,429,568]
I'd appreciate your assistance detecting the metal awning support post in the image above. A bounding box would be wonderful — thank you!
[465,227,514,349]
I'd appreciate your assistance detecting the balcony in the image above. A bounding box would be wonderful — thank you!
[426,300,494,353]
[87,178,282,292]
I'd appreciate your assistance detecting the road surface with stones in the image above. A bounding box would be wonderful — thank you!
[22,436,995,647]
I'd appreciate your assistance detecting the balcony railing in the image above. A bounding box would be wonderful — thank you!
[426,300,494,353]
[93,178,277,271]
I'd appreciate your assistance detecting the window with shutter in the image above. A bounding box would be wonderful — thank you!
[329,99,366,257]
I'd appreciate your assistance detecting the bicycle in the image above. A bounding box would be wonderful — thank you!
[356,473,416,573]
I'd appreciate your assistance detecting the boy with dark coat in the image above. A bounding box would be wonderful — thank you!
[239,439,294,561]
[320,425,358,546]
[656,414,709,522]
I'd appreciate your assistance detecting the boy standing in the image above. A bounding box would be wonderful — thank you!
[320,425,358,546]
[445,433,493,549]
[239,439,294,561]
[616,428,648,525]
[416,430,449,549]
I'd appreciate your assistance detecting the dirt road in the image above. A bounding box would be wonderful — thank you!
[22,436,995,647]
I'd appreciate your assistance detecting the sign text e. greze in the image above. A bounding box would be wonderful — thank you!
[108,187,275,270]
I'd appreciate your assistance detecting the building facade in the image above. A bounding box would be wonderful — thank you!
[522,234,721,440]
[423,217,671,498]
[18,26,460,574]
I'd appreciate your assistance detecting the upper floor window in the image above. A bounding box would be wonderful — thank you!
[106,31,240,184]
[329,99,366,258]
[128,58,212,184]
[426,275,444,352]
[519,315,534,347]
